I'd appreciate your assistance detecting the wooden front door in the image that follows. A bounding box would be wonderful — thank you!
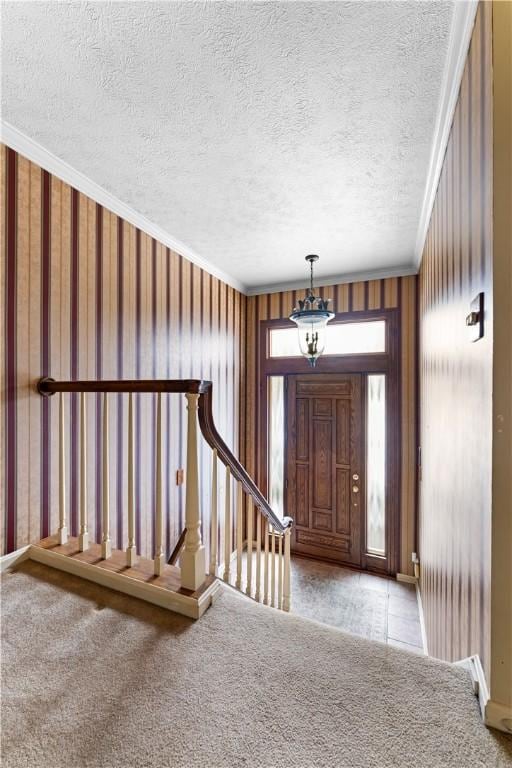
[286,374,363,566]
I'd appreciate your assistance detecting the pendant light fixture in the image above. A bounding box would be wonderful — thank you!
[289,255,334,367]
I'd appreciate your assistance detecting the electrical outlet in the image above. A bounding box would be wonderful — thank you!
[176,468,184,486]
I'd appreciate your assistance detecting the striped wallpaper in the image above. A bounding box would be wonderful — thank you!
[1,144,245,559]
[419,1,493,676]
[245,274,418,577]
[1,142,418,579]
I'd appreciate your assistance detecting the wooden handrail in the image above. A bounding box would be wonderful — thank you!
[37,377,211,396]
[37,377,292,535]
[198,388,292,533]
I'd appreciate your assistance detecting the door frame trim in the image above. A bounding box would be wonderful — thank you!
[257,308,401,576]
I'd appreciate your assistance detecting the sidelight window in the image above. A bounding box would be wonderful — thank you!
[366,374,386,555]
[268,376,285,519]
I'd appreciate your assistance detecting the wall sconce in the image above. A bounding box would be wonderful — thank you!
[466,292,484,342]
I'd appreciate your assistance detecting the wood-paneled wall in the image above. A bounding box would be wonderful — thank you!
[245,274,417,576]
[418,2,493,678]
[0,144,245,559]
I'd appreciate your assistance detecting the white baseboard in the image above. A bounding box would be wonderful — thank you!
[396,572,417,584]
[453,655,512,734]
[415,581,429,656]
[415,578,511,734]
[455,654,489,712]
[395,573,428,657]
[0,545,31,573]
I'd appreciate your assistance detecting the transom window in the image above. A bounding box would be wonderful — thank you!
[269,320,386,358]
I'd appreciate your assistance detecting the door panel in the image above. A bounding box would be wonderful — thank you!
[313,398,332,417]
[336,400,350,465]
[286,373,363,567]
[295,465,309,527]
[312,420,332,509]
[296,399,309,461]
[336,468,351,535]
[313,510,332,530]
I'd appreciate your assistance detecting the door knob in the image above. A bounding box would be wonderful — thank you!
[352,485,359,493]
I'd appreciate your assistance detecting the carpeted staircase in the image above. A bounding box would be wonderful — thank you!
[1,561,511,768]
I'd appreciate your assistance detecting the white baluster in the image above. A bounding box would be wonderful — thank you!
[246,496,253,596]
[263,518,269,605]
[154,392,164,576]
[283,527,291,612]
[278,532,283,610]
[236,483,243,590]
[58,392,68,545]
[255,511,261,602]
[180,393,206,591]
[209,448,218,576]
[270,526,276,608]
[101,393,112,559]
[78,392,88,551]
[126,393,137,566]
[223,465,231,583]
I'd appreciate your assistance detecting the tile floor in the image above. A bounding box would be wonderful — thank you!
[289,556,425,654]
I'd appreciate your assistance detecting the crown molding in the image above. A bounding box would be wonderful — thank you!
[0,121,247,294]
[3,6,477,294]
[414,0,478,266]
[0,122,429,297]
[247,264,418,297]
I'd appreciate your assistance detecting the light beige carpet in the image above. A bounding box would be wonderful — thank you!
[1,561,511,768]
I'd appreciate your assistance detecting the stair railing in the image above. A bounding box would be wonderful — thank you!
[37,377,293,611]
[198,386,292,611]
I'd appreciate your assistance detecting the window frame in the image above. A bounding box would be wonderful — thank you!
[269,318,388,359]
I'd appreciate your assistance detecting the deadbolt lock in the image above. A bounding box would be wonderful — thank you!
[352,473,359,481]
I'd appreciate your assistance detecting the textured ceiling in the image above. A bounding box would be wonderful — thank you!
[2,1,454,290]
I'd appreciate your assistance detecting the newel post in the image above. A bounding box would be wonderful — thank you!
[181,393,206,590]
